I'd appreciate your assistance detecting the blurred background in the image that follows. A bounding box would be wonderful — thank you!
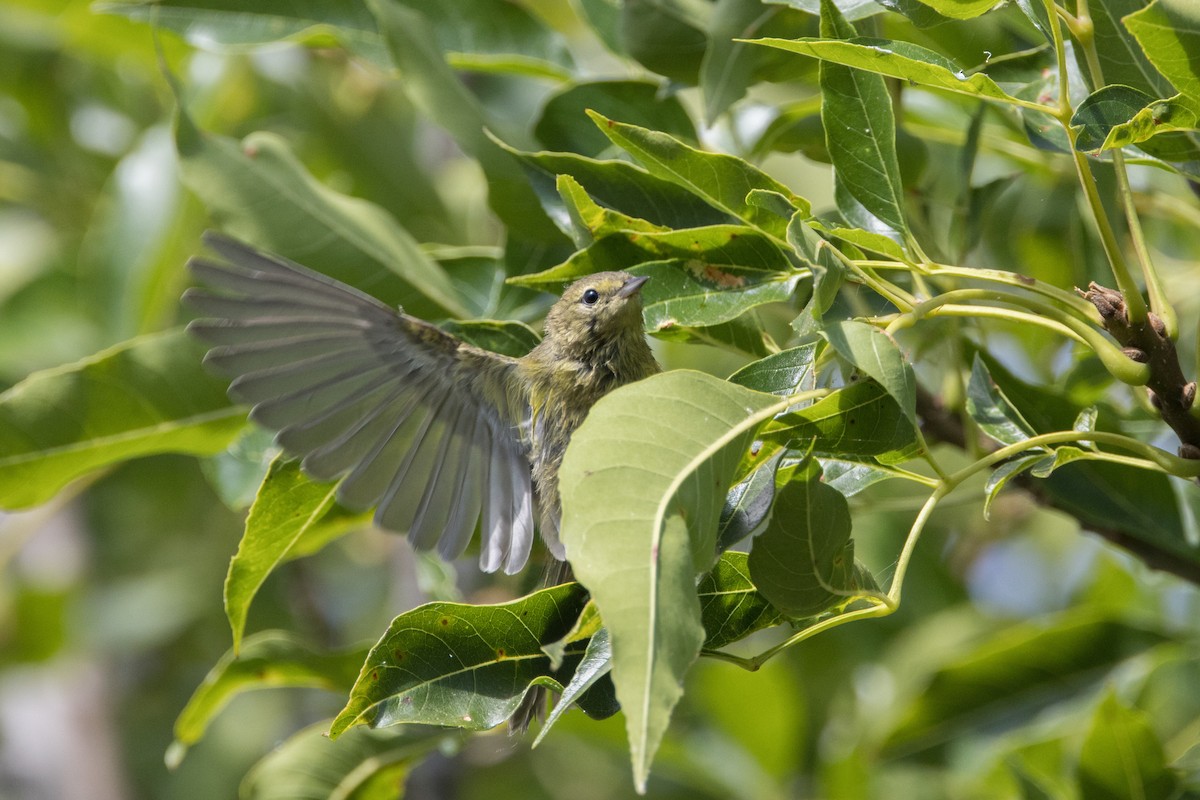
[3,0,1200,798]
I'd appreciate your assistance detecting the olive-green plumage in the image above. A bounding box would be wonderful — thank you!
[184,233,659,575]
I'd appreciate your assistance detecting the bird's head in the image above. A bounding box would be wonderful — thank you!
[542,272,649,354]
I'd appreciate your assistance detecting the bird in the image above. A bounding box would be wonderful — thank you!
[183,232,660,578]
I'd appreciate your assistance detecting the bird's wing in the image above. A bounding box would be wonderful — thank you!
[184,232,535,574]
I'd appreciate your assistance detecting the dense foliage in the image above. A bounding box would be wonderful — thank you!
[3,0,1200,797]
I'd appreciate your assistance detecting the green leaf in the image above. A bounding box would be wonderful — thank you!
[762,380,920,461]
[0,329,244,510]
[635,260,805,333]
[747,462,859,618]
[96,0,390,66]
[175,115,467,320]
[885,612,1165,750]
[509,224,790,290]
[1071,85,1200,153]
[587,110,811,237]
[240,721,445,800]
[1091,92,1200,151]
[534,628,615,746]
[983,454,1042,519]
[557,370,789,790]
[535,80,696,157]
[966,354,1039,447]
[822,319,917,429]
[368,0,561,242]
[330,583,589,736]
[1077,692,1179,800]
[747,36,1025,105]
[408,0,574,79]
[718,450,784,550]
[775,0,886,22]
[618,0,710,84]
[501,144,737,231]
[728,342,819,396]
[440,319,541,357]
[224,457,340,651]
[170,632,367,763]
[1123,0,1200,103]
[554,174,667,246]
[813,3,910,236]
[787,214,844,318]
[701,0,815,123]
[1089,0,1175,97]
[896,0,998,20]
[700,551,786,649]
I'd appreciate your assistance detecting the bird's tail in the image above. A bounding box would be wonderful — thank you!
[509,559,574,735]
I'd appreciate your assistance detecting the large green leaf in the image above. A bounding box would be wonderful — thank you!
[170,632,368,764]
[330,583,589,736]
[367,0,561,241]
[224,457,340,651]
[1123,0,1200,102]
[240,721,446,800]
[747,461,859,618]
[0,329,245,510]
[96,0,390,66]
[700,551,786,649]
[1077,692,1179,800]
[557,370,791,790]
[1090,0,1176,97]
[587,111,811,237]
[175,114,467,319]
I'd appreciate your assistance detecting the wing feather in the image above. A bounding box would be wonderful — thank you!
[186,232,535,572]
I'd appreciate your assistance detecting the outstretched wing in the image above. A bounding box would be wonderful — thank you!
[184,233,535,574]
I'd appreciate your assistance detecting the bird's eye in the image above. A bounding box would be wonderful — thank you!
[581,288,600,306]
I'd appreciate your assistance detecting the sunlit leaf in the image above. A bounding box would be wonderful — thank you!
[728,342,819,396]
[225,457,340,651]
[1123,0,1200,102]
[558,370,790,790]
[746,36,1025,105]
[0,330,244,510]
[762,379,920,462]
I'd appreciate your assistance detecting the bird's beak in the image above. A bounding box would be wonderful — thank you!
[617,275,649,299]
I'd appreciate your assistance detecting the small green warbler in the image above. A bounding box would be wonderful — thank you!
[185,233,659,575]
